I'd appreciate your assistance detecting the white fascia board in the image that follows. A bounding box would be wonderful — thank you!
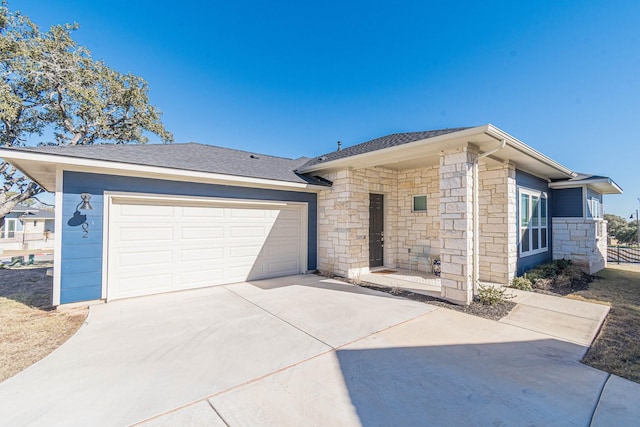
[549,178,623,194]
[52,169,63,307]
[0,149,326,193]
[484,124,576,178]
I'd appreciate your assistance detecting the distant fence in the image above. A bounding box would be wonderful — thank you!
[608,245,640,263]
[0,232,54,242]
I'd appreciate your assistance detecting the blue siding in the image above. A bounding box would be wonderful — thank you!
[515,170,549,192]
[61,171,318,304]
[516,170,552,275]
[552,188,583,217]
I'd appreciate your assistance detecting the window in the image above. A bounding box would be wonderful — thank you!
[588,196,602,219]
[412,195,427,212]
[519,189,548,256]
[1,219,16,239]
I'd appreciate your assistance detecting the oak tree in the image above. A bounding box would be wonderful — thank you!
[0,2,173,220]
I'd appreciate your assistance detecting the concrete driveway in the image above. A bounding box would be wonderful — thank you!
[0,274,638,426]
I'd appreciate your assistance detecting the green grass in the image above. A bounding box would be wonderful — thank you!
[575,265,640,383]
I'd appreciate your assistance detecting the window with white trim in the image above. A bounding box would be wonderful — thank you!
[587,196,602,219]
[1,219,16,239]
[519,188,548,256]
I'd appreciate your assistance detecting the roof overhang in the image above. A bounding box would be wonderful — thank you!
[299,124,577,180]
[549,177,623,194]
[0,148,327,193]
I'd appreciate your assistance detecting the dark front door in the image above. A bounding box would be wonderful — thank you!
[369,193,384,267]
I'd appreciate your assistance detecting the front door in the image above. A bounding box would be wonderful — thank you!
[369,193,384,267]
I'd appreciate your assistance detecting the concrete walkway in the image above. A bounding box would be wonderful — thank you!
[0,274,638,426]
[502,288,610,349]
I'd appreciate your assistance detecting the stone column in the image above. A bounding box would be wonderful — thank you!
[439,145,476,305]
[477,162,517,284]
[317,168,369,278]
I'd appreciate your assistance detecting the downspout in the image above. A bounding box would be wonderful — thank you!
[472,139,506,296]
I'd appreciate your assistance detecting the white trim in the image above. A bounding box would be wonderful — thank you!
[52,169,64,306]
[102,191,309,301]
[106,192,292,207]
[585,190,603,220]
[549,177,623,194]
[1,218,17,239]
[0,149,327,193]
[101,193,110,300]
[582,186,588,220]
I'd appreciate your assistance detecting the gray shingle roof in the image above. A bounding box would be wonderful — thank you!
[300,127,473,169]
[19,210,55,219]
[11,204,54,218]
[12,143,329,186]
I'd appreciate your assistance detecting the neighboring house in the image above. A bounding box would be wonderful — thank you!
[0,204,55,252]
[0,124,621,306]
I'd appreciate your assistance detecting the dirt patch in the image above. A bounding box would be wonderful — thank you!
[361,283,515,321]
[0,265,88,383]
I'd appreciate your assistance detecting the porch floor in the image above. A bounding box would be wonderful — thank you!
[361,267,441,298]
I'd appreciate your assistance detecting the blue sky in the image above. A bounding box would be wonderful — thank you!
[15,0,640,218]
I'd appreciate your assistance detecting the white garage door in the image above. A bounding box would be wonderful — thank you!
[107,197,305,300]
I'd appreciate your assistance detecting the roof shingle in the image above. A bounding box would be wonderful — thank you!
[12,143,329,186]
[300,127,472,169]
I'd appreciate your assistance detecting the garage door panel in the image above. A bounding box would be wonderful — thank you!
[180,247,224,261]
[269,225,300,238]
[117,250,174,267]
[119,227,174,242]
[230,209,269,219]
[180,206,224,218]
[229,245,263,258]
[180,268,225,286]
[181,226,224,240]
[118,203,175,218]
[275,209,299,219]
[265,261,299,275]
[230,226,268,238]
[228,264,256,279]
[108,200,304,300]
[118,273,173,291]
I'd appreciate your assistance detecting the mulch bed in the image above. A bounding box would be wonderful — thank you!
[360,283,516,321]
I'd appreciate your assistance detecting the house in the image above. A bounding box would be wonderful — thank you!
[0,204,55,252]
[0,124,621,306]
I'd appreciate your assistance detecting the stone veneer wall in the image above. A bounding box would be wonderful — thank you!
[552,218,607,274]
[477,163,517,284]
[317,167,398,278]
[395,166,441,271]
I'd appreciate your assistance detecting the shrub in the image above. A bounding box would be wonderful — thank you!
[520,259,591,294]
[477,284,514,305]
[511,276,533,291]
[555,258,573,271]
[523,259,575,286]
